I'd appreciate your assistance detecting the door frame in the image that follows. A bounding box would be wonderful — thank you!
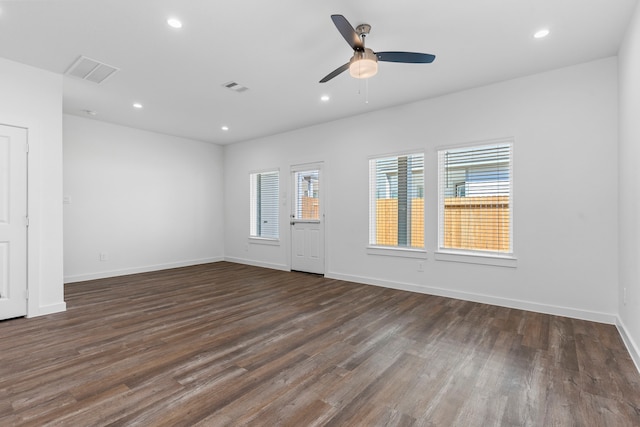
[0,123,28,319]
[1,114,54,319]
[289,161,326,274]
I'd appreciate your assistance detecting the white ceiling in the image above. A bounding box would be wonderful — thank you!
[0,0,637,145]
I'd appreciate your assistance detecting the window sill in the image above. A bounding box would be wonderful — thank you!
[434,250,517,268]
[248,237,280,246]
[367,246,427,259]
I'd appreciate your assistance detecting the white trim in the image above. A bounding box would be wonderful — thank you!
[290,161,324,173]
[368,147,426,160]
[224,257,289,272]
[616,317,640,375]
[367,246,427,259]
[435,136,515,152]
[434,250,517,268]
[325,271,617,324]
[63,257,223,283]
[3,107,70,319]
[248,237,280,246]
[27,302,66,318]
[248,166,280,175]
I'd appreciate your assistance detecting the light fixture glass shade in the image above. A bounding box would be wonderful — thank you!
[349,48,378,79]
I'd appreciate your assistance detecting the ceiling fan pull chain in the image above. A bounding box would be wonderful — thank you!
[365,78,369,104]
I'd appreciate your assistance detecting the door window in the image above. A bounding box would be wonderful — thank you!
[293,170,320,221]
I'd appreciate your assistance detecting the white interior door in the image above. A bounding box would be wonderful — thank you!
[290,164,324,274]
[0,125,28,320]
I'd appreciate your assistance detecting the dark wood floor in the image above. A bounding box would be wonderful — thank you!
[1,262,639,426]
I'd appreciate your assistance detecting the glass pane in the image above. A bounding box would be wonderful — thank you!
[440,143,511,253]
[370,154,424,248]
[258,172,279,238]
[250,171,279,238]
[294,170,319,220]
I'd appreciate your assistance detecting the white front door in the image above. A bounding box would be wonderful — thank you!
[290,164,324,274]
[0,125,28,320]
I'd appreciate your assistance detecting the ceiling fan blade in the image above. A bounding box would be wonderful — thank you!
[376,51,436,63]
[319,62,350,83]
[331,15,364,51]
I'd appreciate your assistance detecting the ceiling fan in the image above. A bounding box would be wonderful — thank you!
[319,14,436,83]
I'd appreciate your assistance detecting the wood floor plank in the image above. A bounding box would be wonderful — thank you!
[1,262,639,426]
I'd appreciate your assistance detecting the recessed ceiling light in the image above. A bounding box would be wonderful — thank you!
[534,28,550,39]
[167,18,182,29]
[321,95,330,102]
[133,103,143,109]
[221,126,229,131]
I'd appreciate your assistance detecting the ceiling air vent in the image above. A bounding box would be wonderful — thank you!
[65,55,119,84]
[222,81,249,93]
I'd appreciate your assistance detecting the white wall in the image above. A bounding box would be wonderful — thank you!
[225,57,619,323]
[0,57,65,317]
[618,2,640,370]
[63,115,224,282]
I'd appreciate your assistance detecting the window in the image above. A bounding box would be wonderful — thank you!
[293,169,320,221]
[369,153,424,248]
[438,142,513,254]
[249,170,279,239]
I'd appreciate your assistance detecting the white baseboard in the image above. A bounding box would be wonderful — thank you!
[64,257,224,284]
[28,301,66,318]
[224,256,289,272]
[616,317,640,375]
[325,271,618,325]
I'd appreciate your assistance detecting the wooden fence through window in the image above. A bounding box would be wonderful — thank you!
[300,196,319,220]
[375,196,509,252]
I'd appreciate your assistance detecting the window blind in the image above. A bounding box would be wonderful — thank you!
[293,170,320,220]
[438,143,512,253]
[369,153,424,248]
[250,171,279,238]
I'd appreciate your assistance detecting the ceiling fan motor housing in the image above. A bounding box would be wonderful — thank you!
[355,23,372,38]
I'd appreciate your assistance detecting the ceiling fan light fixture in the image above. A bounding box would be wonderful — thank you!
[349,48,378,79]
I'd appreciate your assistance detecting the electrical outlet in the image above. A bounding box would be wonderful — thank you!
[418,261,424,272]
[99,252,108,261]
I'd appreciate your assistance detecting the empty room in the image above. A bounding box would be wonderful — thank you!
[1,0,639,425]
